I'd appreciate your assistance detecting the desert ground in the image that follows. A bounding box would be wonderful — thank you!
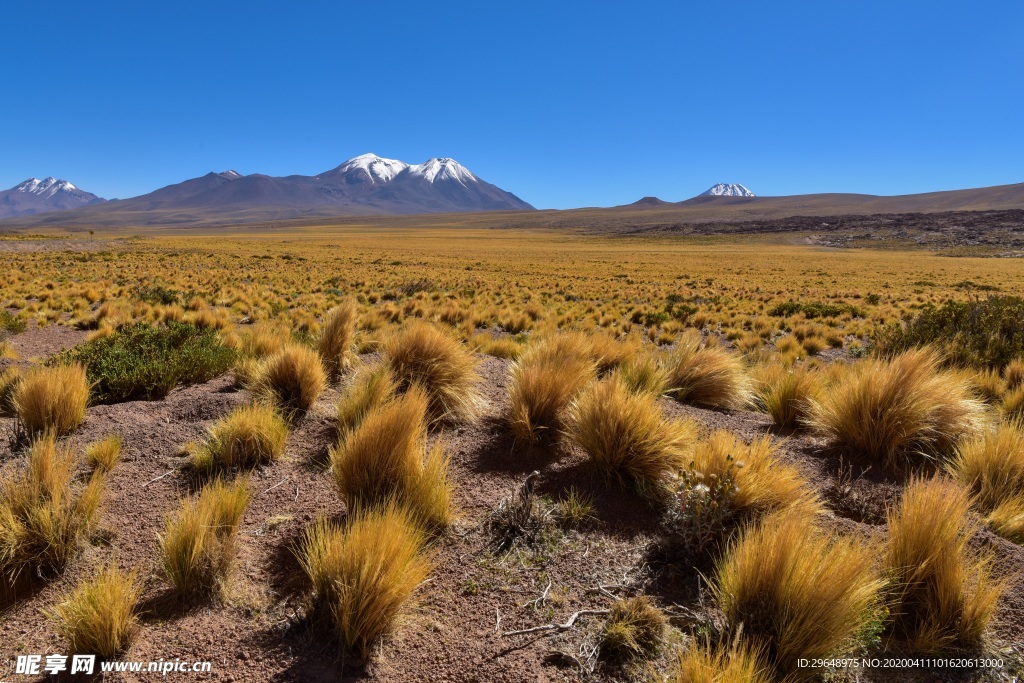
[1,224,1023,682]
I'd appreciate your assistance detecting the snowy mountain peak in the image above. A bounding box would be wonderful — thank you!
[335,153,409,184]
[408,157,478,185]
[15,177,80,197]
[220,170,242,179]
[700,183,755,197]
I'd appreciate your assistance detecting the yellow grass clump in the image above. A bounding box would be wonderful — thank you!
[298,503,432,657]
[507,334,596,444]
[13,363,89,436]
[666,639,772,683]
[948,420,1024,541]
[616,348,668,396]
[49,562,141,657]
[563,375,696,497]
[159,477,250,596]
[0,366,23,416]
[335,364,398,437]
[665,331,753,410]
[0,434,104,583]
[192,403,289,473]
[332,386,454,528]
[690,430,821,519]
[713,511,883,678]
[317,301,358,380]
[754,363,819,429]
[251,343,327,416]
[85,434,123,473]
[600,595,667,661]
[885,476,1003,652]
[808,348,984,468]
[382,321,481,422]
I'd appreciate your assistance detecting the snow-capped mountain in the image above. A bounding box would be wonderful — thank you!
[0,177,106,218]
[699,183,756,197]
[2,154,533,225]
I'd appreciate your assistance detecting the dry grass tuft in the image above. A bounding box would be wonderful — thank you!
[754,363,819,429]
[0,366,23,416]
[666,639,772,683]
[336,364,398,437]
[251,343,327,417]
[616,349,668,396]
[1003,357,1024,391]
[664,331,753,410]
[298,503,432,657]
[13,363,89,436]
[85,434,123,473]
[49,562,141,657]
[884,476,1003,652]
[600,595,666,661]
[382,321,481,423]
[714,511,883,678]
[318,301,358,380]
[690,430,821,520]
[159,477,250,596]
[564,375,696,497]
[808,348,984,468]
[507,334,596,444]
[332,386,454,528]
[192,404,289,473]
[0,434,104,583]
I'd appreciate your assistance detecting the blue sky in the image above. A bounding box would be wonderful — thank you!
[2,0,1021,209]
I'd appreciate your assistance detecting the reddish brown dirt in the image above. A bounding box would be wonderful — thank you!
[0,333,1021,683]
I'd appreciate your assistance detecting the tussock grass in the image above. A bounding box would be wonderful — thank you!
[556,487,596,528]
[808,348,984,468]
[691,430,821,520]
[885,476,1003,652]
[754,363,819,429]
[49,562,141,657]
[714,511,883,678]
[192,404,289,473]
[600,596,666,661]
[382,321,481,423]
[251,343,327,417]
[564,375,695,497]
[238,322,289,359]
[298,503,432,657]
[665,331,753,410]
[616,349,668,396]
[666,639,771,683]
[0,434,104,583]
[332,386,454,528]
[159,478,250,596]
[335,364,398,437]
[507,334,596,444]
[13,363,89,436]
[0,366,22,417]
[318,302,358,380]
[1004,358,1024,391]
[85,434,123,473]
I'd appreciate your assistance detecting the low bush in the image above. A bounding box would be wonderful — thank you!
[600,596,666,662]
[768,301,863,319]
[159,478,250,596]
[192,404,289,473]
[507,335,596,444]
[564,375,696,497]
[713,511,883,678]
[251,343,327,417]
[49,562,141,657]
[664,331,752,410]
[317,302,358,380]
[85,434,123,473]
[884,476,1002,652]
[808,348,984,468]
[0,435,104,583]
[382,321,481,422]
[332,386,453,528]
[13,363,89,436]
[876,295,1024,370]
[58,322,235,404]
[298,503,432,657]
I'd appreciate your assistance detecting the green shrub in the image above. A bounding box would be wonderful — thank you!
[0,310,26,335]
[876,295,1024,370]
[768,301,863,319]
[57,322,235,404]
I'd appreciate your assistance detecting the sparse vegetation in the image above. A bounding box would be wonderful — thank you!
[335,363,398,436]
[665,330,753,410]
[13,363,89,435]
[251,343,327,417]
[191,403,289,473]
[600,596,666,662]
[298,503,432,657]
[85,434,123,473]
[49,562,141,657]
[317,301,358,380]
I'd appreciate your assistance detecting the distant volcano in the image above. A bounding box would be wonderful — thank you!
[0,177,105,218]
[698,183,755,197]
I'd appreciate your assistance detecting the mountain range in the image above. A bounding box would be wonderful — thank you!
[0,154,533,224]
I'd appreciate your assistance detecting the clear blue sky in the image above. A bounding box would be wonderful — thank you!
[2,0,1021,209]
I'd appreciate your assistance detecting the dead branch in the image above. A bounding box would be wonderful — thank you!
[501,609,609,637]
